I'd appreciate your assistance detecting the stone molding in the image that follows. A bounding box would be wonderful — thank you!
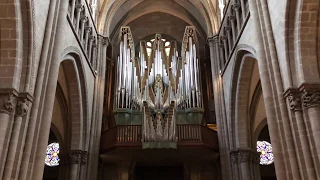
[69,150,82,164]
[230,149,259,164]
[16,92,33,117]
[68,150,89,165]
[284,88,302,112]
[296,83,320,109]
[81,151,88,165]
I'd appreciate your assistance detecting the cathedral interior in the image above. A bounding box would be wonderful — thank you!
[0,0,320,180]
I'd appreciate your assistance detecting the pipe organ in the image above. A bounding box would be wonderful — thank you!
[114,26,203,148]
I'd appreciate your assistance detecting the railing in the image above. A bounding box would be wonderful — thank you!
[100,124,218,152]
[100,125,142,151]
[210,0,250,74]
[177,124,218,149]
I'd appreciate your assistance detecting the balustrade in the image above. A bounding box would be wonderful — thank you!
[212,0,250,73]
[100,124,218,151]
[67,0,100,74]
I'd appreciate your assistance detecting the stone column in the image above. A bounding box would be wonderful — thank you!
[74,4,84,32]
[239,0,246,20]
[238,149,252,180]
[84,27,92,54]
[0,89,17,179]
[88,36,95,65]
[221,36,229,63]
[79,16,88,43]
[117,162,134,180]
[230,150,240,180]
[284,88,317,179]
[232,3,241,32]
[69,0,76,21]
[228,16,237,42]
[69,150,82,180]
[225,26,233,51]
[80,151,88,180]
[218,42,225,69]
[2,94,32,180]
[251,151,261,180]
[300,83,320,164]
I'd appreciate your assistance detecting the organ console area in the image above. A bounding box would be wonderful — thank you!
[100,26,219,180]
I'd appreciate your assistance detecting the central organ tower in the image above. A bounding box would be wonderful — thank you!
[113,26,204,148]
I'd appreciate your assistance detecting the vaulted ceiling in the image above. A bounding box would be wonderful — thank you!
[96,0,222,43]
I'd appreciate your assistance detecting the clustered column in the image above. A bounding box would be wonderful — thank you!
[68,150,88,180]
[229,149,260,180]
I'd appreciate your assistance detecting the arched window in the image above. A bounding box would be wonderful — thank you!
[45,142,60,167]
[257,141,274,165]
[146,38,171,57]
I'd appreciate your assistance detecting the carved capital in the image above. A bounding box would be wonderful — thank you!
[69,150,82,164]
[0,89,18,114]
[16,98,29,117]
[75,4,84,12]
[238,149,251,163]
[284,88,302,112]
[299,83,320,108]
[232,3,241,10]
[228,15,236,21]
[81,151,88,165]
[230,150,238,164]
[80,16,88,22]
[224,26,231,32]
[103,37,109,46]
[84,26,92,33]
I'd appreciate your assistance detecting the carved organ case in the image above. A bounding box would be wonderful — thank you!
[114,26,203,148]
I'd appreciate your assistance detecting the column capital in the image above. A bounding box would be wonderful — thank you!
[284,88,302,112]
[102,37,109,46]
[230,148,258,164]
[228,15,236,21]
[232,3,241,10]
[69,150,82,164]
[81,151,88,165]
[238,149,251,163]
[299,83,320,108]
[75,4,84,12]
[80,16,88,22]
[16,97,30,117]
[224,26,232,32]
[0,88,18,115]
[207,36,218,47]
[230,149,239,164]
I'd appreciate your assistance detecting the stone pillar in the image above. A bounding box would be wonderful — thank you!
[69,0,76,21]
[84,27,92,53]
[74,4,84,32]
[88,36,95,61]
[69,150,82,180]
[238,149,252,180]
[284,88,317,179]
[228,16,237,43]
[80,151,88,180]
[239,0,246,20]
[221,36,228,63]
[300,83,320,165]
[79,16,88,43]
[218,42,225,68]
[117,162,134,180]
[2,94,32,180]
[232,3,241,32]
[225,26,232,51]
[230,150,240,180]
[0,89,17,179]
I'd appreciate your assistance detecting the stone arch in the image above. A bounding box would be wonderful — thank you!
[286,0,320,84]
[60,50,88,151]
[229,46,258,149]
[0,0,34,91]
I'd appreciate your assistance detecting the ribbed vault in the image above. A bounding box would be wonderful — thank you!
[97,0,221,38]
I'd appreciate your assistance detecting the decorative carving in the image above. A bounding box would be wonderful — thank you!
[232,3,241,10]
[16,98,29,117]
[1,94,16,114]
[299,83,320,108]
[238,150,251,163]
[284,88,302,112]
[230,150,238,164]
[228,15,236,21]
[81,151,88,165]
[69,150,82,164]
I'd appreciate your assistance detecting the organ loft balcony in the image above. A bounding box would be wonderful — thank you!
[100,26,219,164]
